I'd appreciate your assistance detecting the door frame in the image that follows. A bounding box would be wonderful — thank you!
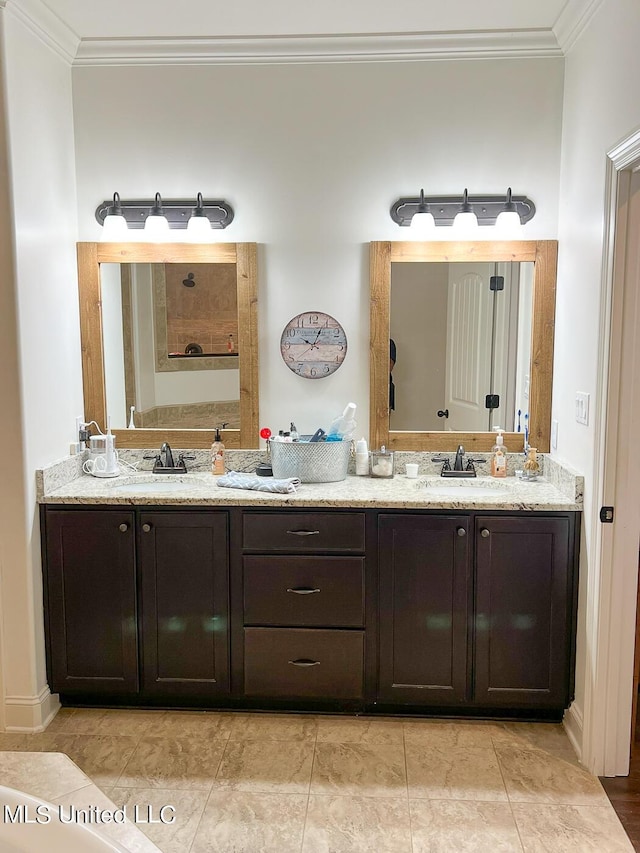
[580,127,640,776]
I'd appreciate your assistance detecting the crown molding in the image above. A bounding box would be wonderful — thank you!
[553,0,605,53]
[74,29,562,66]
[5,0,79,63]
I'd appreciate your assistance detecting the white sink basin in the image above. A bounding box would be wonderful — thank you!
[108,479,192,493]
[424,479,510,499]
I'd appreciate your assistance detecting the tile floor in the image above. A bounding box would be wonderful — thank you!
[0,708,635,852]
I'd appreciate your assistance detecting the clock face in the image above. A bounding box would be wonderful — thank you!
[280,311,347,379]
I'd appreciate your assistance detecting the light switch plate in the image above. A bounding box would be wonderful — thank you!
[575,392,590,425]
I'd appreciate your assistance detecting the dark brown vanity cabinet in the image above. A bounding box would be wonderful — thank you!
[378,514,471,705]
[138,511,229,699]
[41,507,230,701]
[241,511,367,702]
[473,515,575,709]
[377,512,578,713]
[42,509,139,695]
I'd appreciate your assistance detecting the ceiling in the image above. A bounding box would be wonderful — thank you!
[16,0,578,40]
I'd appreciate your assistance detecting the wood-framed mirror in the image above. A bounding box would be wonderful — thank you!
[370,240,557,452]
[77,242,259,449]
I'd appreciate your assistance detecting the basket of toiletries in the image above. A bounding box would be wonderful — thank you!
[269,437,352,483]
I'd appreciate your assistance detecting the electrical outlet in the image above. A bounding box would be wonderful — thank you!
[575,392,590,426]
[551,419,558,450]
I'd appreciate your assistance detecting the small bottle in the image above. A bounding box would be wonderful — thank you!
[290,422,299,442]
[355,437,369,475]
[283,431,292,442]
[491,428,507,479]
[227,334,234,353]
[211,425,226,475]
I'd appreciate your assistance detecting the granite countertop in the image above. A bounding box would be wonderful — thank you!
[40,470,583,511]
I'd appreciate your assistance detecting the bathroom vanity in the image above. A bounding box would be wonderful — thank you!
[39,465,581,720]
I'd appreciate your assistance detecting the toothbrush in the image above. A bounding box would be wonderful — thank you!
[517,409,521,432]
[524,413,529,453]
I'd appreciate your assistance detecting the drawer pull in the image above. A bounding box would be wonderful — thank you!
[118,523,129,533]
[288,659,321,667]
[456,527,466,537]
[286,587,321,595]
[142,523,152,533]
[480,528,490,538]
[286,529,321,536]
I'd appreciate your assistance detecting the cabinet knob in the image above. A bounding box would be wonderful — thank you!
[118,523,129,533]
[142,523,152,533]
[286,588,321,595]
[456,527,466,537]
[288,659,321,667]
[480,528,490,538]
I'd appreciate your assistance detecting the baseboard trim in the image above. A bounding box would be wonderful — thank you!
[3,686,60,732]
[563,701,584,763]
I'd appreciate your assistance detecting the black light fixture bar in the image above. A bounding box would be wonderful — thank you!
[390,190,535,227]
[95,195,234,229]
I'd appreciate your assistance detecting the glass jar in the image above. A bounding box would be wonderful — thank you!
[370,449,394,478]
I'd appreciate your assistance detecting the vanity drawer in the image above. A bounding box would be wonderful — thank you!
[243,556,364,627]
[244,627,364,699]
[242,512,366,553]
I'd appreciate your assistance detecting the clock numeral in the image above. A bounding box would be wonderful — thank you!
[324,365,330,373]
[308,314,318,324]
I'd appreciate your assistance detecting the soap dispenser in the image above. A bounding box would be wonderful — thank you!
[211,424,227,476]
[491,428,507,479]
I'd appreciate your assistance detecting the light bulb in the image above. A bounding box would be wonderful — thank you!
[186,215,212,241]
[143,192,170,241]
[411,210,436,234]
[101,214,128,241]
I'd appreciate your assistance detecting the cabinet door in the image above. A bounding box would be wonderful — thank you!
[139,512,229,698]
[43,509,138,695]
[378,514,470,705]
[474,515,572,708]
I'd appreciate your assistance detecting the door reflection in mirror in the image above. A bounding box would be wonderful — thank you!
[390,261,533,433]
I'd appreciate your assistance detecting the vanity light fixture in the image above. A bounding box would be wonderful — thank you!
[94,192,235,239]
[390,187,535,228]
[100,192,128,241]
[494,187,523,234]
[144,192,170,239]
[409,189,436,233]
[186,192,212,240]
[453,188,478,230]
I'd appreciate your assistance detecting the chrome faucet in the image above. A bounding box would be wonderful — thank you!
[143,443,195,473]
[454,445,465,471]
[160,442,174,469]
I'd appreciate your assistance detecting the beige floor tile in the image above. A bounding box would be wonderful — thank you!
[303,794,412,852]
[110,785,209,853]
[144,710,234,740]
[42,707,78,733]
[191,790,307,853]
[0,750,91,801]
[22,733,139,788]
[62,708,162,737]
[496,743,611,805]
[512,802,635,851]
[407,745,508,802]
[215,740,314,794]
[311,742,407,799]
[118,736,226,790]
[0,733,27,750]
[491,722,579,761]
[403,720,499,750]
[53,783,162,853]
[227,712,318,742]
[410,798,524,852]
[316,716,404,745]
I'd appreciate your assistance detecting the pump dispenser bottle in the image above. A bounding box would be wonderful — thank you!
[211,424,227,475]
[491,428,507,479]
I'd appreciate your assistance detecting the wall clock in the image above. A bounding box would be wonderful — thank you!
[280,311,347,379]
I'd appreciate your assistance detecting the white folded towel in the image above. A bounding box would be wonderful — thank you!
[216,471,301,493]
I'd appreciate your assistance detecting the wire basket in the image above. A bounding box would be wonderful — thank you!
[269,437,352,483]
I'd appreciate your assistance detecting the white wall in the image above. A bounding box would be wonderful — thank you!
[554,0,640,767]
[0,8,80,728]
[72,58,564,438]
